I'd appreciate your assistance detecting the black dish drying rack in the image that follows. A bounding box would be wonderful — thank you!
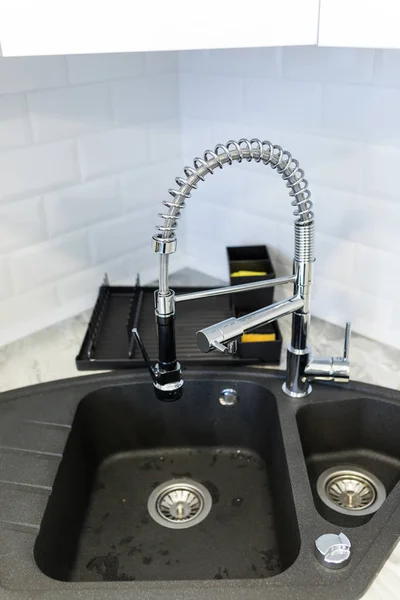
[76,275,282,371]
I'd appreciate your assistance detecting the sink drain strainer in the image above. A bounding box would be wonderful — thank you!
[147,479,212,529]
[317,466,386,516]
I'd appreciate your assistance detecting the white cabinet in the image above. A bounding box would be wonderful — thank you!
[3,1,400,61]
[0,0,319,57]
[319,0,400,49]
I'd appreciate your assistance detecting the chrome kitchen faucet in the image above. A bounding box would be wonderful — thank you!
[133,138,351,401]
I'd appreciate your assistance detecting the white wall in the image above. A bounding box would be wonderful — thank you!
[180,46,400,349]
[0,51,184,346]
[0,46,399,350]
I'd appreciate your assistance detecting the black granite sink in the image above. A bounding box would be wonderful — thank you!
[35,381,299,582]
[0,368,400,600]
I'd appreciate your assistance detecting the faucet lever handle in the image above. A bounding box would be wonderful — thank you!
[342,321,351,361]
[304,321,351,384]
[131,328,157,384]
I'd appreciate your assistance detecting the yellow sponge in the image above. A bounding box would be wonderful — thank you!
[231,270,267,277]
[241,333,276,343]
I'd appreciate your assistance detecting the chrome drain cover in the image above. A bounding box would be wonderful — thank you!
[327,474,376,509]
[317,466,386,516]
[147,479,212,529]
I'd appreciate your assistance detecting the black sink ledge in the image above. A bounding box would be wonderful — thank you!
[0,368,399,600]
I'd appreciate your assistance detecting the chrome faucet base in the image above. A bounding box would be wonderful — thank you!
[282,382,312,399]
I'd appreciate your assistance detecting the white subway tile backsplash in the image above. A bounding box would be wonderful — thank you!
[145,51,179,74]
[309,277,352,326]
[322,83,400,143]
[351,289,395,346]
[243,78,322,131]
[186,205,280,283]
[89,209,154,264]
[312,281,395,354]
[283,47,374,83]
[149,118,181,163]
[0,94,31,151]
[180,74,243,121]
[0,47,398,350]
[278,131,363,192]
[187,236,230,281]
[112,74,179,126]
[363,144,400,200]
[0,51,181,345]
[9,230,91,295]
[43,177,121,237]
[181,118,213,162]
[315,233,356,286]
[357,195,400,256]
[0,197,44,252]
[27,83,112,143]
[313,277,395,348]
[315,185,400,256]
[0,56,68,94]
[179,50,211,74]
[78,126,148,180]
[203,167,284,219]
[56,254,131,304]
[0,284,59,332]
[0,140,80,203]
[180,47,400,348]
[374,50,400,87]
[313,186,365,242]
[66,53,145,84]
[185,169,243,218]
[209,47,280,78]
[0,257,12,301]
[120,159,181,212]
[275,222,296,264]
[353,244,399,302]
[57,247,161,307]
[188,200,279,253]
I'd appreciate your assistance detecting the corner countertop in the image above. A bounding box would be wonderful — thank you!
[0,268,399,598]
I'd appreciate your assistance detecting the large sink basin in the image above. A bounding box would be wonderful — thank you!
[0,368,400,600]
[35,380,299,582]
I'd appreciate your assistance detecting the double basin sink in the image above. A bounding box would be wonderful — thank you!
[1,368,400,599]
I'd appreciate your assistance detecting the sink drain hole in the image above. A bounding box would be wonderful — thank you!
[317,466,386,516]
[148,480,212,529]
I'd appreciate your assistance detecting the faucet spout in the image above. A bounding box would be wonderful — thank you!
[136,137,350,400]
[148,138,315,399]
[197,295,304,354]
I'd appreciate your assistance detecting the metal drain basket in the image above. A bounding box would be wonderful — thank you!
[316,466,386,517]
[147,480,213,530]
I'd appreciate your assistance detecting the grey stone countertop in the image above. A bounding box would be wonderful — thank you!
[0,268,399,598]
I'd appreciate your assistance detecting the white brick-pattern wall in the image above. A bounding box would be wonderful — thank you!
[0,51,184,346]
[0,46,399,350]
[180,46,400,349]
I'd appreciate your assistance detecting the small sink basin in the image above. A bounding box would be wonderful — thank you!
[34,380,300,582]
[297,396,400,527]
